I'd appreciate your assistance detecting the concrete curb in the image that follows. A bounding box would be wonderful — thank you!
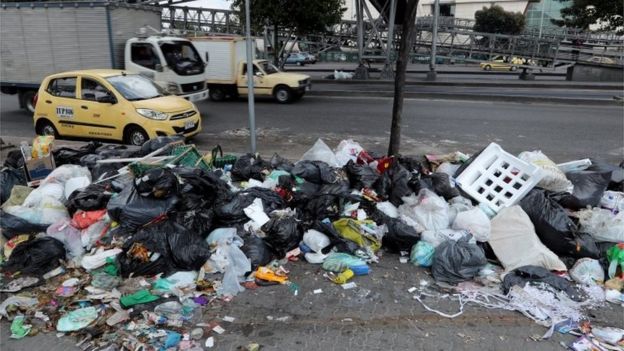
[286,68,566,77]
[307,89,623,106]
[310,79,624,90]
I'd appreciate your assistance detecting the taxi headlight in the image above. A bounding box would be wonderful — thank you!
[136,108,168,120]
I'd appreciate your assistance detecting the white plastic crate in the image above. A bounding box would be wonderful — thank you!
[455,143,544,213]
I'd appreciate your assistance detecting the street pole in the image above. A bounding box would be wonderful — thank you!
[426,0,439,81]
[538,0,545,39]
[245,0,256,154]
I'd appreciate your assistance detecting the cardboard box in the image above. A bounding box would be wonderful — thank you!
[25,154,55,185]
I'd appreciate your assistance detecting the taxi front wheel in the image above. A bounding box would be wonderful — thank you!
[124,126,149,146]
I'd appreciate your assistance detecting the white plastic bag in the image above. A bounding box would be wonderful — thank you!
[569,258,604,285]
[376,201,399,218]
[578,208,624,242]
[334,139,364,167]
[81,248,122,271]
[204,228,251,297]
[40,165,91,187]
[299,139,339,167]
[399,189,450,232]
[436,162,461,177]
[303,229,330,253]
[81,215,112,250]
[452,208,491,242]
[64,176,91,199]
[519,150,573,193]
[447,196,474,225]
[421,229,472,248]
[5,196,69,225]
[22,182,64,207]
[489,206,567,272]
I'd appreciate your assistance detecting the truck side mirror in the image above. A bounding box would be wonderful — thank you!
[205,52,209,63]
[155,64,164,72]
[255,71,264,77]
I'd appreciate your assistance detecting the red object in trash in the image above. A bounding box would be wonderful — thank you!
[376,156,394,173]
[356,150,375,165]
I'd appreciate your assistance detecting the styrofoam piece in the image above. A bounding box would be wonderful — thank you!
[455,143,543,213]
[557,159,592,173]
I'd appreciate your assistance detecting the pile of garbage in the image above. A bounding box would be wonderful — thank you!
[0,136,623,350]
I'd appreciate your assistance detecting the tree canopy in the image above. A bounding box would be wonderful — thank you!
[552,0,623,34]
[473,5,525,35]
[231,0,345,35]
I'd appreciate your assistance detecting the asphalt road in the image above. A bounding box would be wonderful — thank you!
[1,93,622,163]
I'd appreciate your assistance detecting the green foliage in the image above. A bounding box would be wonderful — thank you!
[231,0,345,35]
[552,0,623,34]
[473,5,525,35]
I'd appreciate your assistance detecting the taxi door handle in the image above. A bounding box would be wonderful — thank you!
[45,100,52,104]
[81,105,88,110]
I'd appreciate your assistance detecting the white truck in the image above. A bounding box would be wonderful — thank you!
[191,36,311,103]
[0,2,208,112]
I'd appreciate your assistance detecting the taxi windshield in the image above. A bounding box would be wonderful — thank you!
[106,74,166,101]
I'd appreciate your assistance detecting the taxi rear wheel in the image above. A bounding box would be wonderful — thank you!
[483,65,492,71]
[124,126,149,146]
[36,119,58,137]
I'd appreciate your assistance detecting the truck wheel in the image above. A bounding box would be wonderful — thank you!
[209,88,226,102]
[125,126,149,146]
[274,86,292,104]
[22,90,37,113]
[36,119,58,137]
[510,66,518,71]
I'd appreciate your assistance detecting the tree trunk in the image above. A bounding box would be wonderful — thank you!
[273,23,279,66]
[388,0,419,156]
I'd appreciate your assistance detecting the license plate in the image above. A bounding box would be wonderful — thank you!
[185,121,195,130]
[189,94,202,102]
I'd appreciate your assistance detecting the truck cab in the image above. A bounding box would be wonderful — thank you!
[191,36,310,103]
[235,60,310,103]
[125,36,209,102]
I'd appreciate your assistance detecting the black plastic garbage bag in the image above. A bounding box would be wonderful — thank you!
[383,217,421,253]
[427,173,460,200]
[432,237,487,284]
[119,221,211,277]
[502,265,583,301]
[554,171,611,210]
[587,158,624,191]
[231,154,271,181]
[53,141,101,166]
[261,214,301,258]
[174,167,232,208]
[79,154,105,169]
[3,150,24,169]
[67,183,111,216]
[107,186,178,231]
[3,237,66,275]
[398,156,425,174]
[270,153,294,172]
[241,235,273,271]
[175,208,214,238]
[520,189,600,259]
[137,135,184,156]
[384,161,413,206]
[291,160,337,184]
[345,160,379,189]
[0,167,26,204]
[134,168,179,198]
[214,187,284,226]
[0,211,50,239]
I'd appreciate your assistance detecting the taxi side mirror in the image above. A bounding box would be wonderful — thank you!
[97,95,117,104]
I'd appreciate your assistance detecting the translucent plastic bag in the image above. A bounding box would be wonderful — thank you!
[451,208,491,242]
[569,258,604,285]
[421,229,472,248]
[40,165,91,187]
[578,208,624,243]
[334,139,364,167]
[299,139,339,168]
[205,228,250,297]
[519,150,573,193]
[47,219,84,259]
[5,196,69,225]
[22,182,64,207]
[303,229,330,253]
[398,189,450,232]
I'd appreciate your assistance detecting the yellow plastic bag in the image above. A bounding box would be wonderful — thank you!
[332,218,382,252]
[31,135,54,159]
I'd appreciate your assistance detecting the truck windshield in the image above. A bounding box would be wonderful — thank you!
[160,40,205,76]
[106,74,166,101]
[258,61,279,74]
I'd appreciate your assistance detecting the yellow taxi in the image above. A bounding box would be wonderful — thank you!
[479,55,523,71]
[33,69,201,146]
